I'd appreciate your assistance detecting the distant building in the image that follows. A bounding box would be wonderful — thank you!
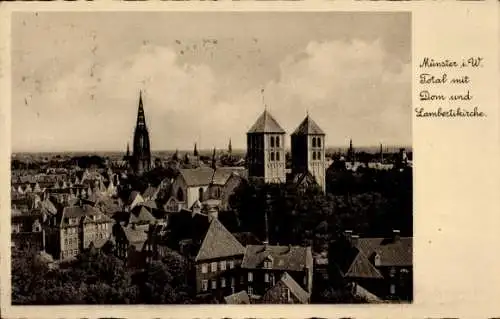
[291,115,326,193]
[129,91,152,175]
[193,218,246,299]
[329,230,413,301]
[241,244,314,300]
[45,203,114,260]
[261,272,310,304]
[170,167,247,210]
[247,110,286,184]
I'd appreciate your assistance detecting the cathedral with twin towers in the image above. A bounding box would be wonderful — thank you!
[126,91,326,192]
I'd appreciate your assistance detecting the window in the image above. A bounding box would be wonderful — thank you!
[201,264,208,274]
[264,260,272,268]
[276,136,280,148]
[248,272,253,282]
[64,239,68,245]
[270,136,275,147]
[211,262,217,272]
[317,138,322,148]
[312,152,316,160]
[211,280,217,290]
[229,260,235,269]
[219,260,226,271]
[276,152,280,161]
[231,277,235,287]
[264,273,269,282]
[312,137,317,147]
[202,280,208,291]
[270,152,275,161]
[73,249,78,255]
[248,286,253,295]
[221,278,226,288]
[317,151,321,160]
[240,275,245,284]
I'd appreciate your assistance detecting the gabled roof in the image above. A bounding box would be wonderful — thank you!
[129,205,156,224]
[195,218,245,261]
[344,251,383,279]
[247,110,286,134]
[262,272,310,304]
[142,186,158,199]
[356,237,413,267]
[224,290,250,304]
[122,224,149,250]
[179,167,247,187]
[127,191,144,205]
[242,245,313,272]
[292,115,325,135]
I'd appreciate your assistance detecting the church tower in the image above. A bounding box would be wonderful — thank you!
[131,91,151,175]
[291,115,326,192]
[247,110,286,183]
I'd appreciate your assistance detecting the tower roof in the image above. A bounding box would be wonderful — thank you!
[248,110,285,134]
[292,115,325,136]
[136,90,147,129]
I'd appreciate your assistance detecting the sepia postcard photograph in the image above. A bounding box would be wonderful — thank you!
[8,10,412,306]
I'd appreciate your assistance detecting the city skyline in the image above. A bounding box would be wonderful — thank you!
[12,12,411,153]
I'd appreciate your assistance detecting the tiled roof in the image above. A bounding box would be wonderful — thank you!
[179,167,247,187]
[142,186,158,199]
[356,237,413,267]
[122,224,149,250]
[247,110,286,134]
[141,200,158,210]
[344,251,383,279]
[224,290,250,304]
[232,232,262,246]
[241,245,313,272]
[292,115,325,135]
[127,191,143,205]
[261,272,310,304]
[129,205,156,224]
[195,218,245,261]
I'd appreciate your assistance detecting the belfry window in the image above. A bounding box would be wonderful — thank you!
[270,136,275,148]
[312,137,317,148]
[276,136,280,148]
[317,137,321,148]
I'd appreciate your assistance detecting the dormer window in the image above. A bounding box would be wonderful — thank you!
[374,253,381,267]
[263,255,274,268]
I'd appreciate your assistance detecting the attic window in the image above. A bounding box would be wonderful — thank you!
[263,260,273,269]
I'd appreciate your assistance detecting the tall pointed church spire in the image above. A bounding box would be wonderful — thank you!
[379,143,384,162]
[126,143,130,157]
[131,90,151,175]
[194,143,199,157]
[348,139,355,165]
[228,138,232,155]
[136,90,146,129]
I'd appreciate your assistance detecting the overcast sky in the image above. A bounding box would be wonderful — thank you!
[12,12,411,152]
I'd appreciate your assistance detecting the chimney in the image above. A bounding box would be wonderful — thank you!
[351,234,359,247]
[392,229,401,242]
